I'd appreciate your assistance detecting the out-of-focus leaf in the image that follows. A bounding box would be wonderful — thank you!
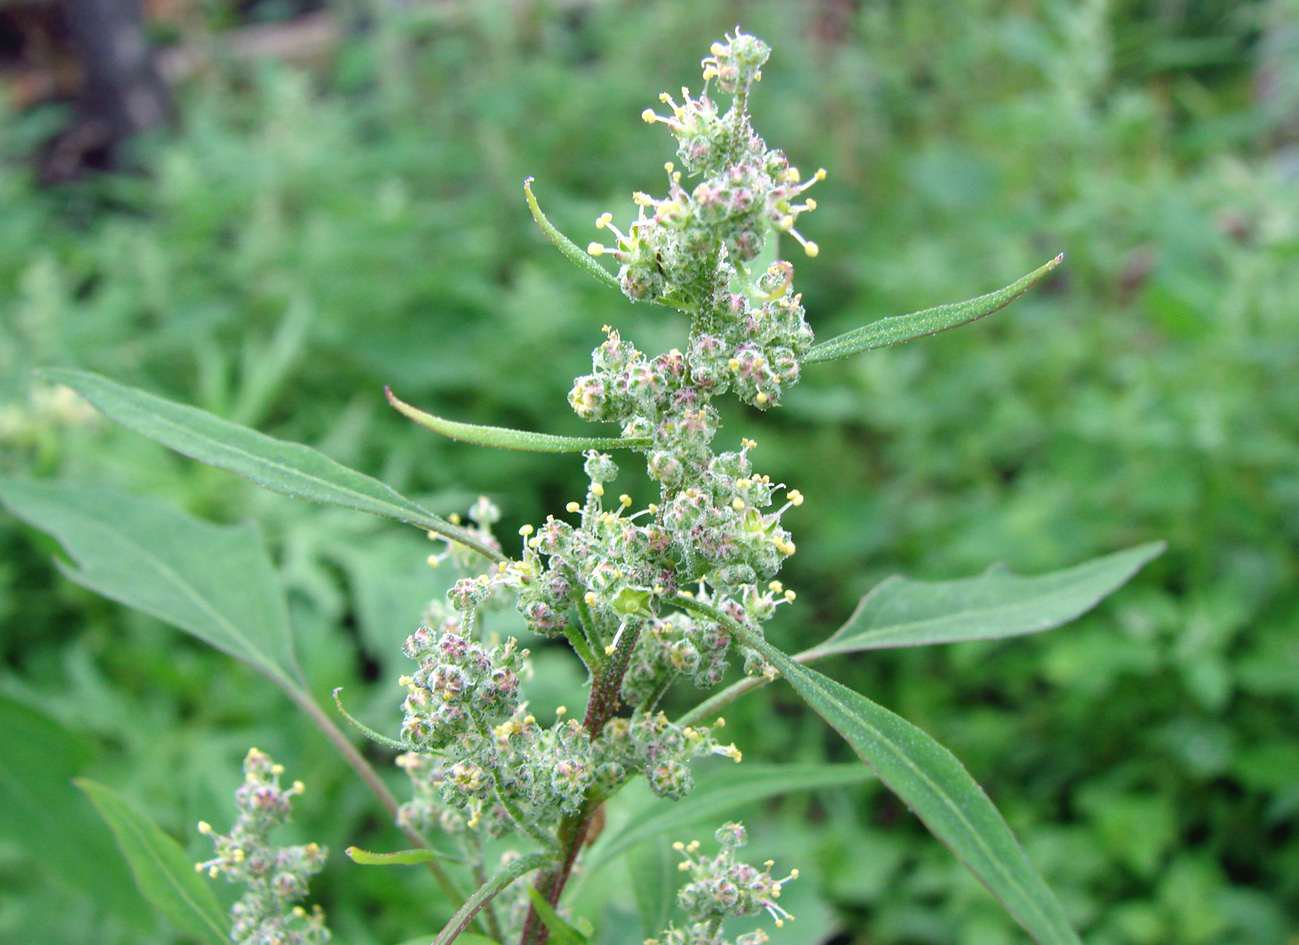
[76,779,230,945]
[0,698,145,926]
[587,763,872,869]
[804,254,1063,362]
[38,368,503,562]
[0,478,302,692]
[810,542,1165,655]
[387,387,648,452]
[676,598,1081,945]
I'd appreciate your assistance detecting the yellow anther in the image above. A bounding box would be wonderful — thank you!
[769,580,783,592]
[449,513,461,525]
[731,498,745,510]
[787,489,804,506]
[556,706,567,717]
[672,841,685,851]
[584,591,598,605]
[619,494,633,507]
[602,324,612,332]
[528,536,541,549]
[426,530,439,540]
[815,168,828,180]
[566,501,581,513]
[648,502,659,513]
[519,524,534,536]
[605,644,616,655]
[785,590,797,602]
[198,821,212,835]
[596,212,613,228]
[641,108,657,123]
[805,198,818,211]
[664,162,674,174]
[804,241,820,258]
[742,437,757,449]
[591,483,605,497]
[293,780,305,794]
[587,242,606,256]
[756,392,769,404]
[728,358,740,371]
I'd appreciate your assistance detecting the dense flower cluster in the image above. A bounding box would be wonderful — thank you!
[393,26,814,931]
[397,549,742,837]
[196,749,330,945]
[646,822,797,945]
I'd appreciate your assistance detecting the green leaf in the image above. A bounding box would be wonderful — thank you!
[0,698,145,926]
[675,598,1081,945]
[0,478,302,692]
[525,177,622,293]
[525,887,591,945]
[586,763,872,870]
[804,254,1063,363]
[38,368,503,562]
[332,688,412,751]
[810,542,1166,656]
[346,846,463,866]
[386,387,649,453]
[433,852,550,945]
[76,779,230,945]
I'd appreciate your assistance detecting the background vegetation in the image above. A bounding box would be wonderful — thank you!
[2,1,1296,943]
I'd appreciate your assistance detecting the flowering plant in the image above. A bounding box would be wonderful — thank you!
[1,28,1162,945]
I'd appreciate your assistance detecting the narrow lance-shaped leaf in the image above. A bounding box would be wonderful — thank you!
[76,779,231,945]
[39,368,504,562]
[587,763,872,870]
[524,177,622,293]
[386,387,650,453]
[347,846,464,867]
[674,596,1082,945]
[805,254,1063,363]
[809,541,1165,656]
[0,478,302,693]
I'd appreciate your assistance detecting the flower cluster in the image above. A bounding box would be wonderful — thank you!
[196,749,330,945]
[398,538,743,839]
[591,31,824,308]
[393,27,813,931]
[646,822,797,945]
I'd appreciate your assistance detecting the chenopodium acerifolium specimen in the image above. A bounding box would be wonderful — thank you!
[391,28,819,943]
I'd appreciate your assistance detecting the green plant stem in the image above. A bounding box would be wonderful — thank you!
[573,592,606,671]
[432,852,551,945]
[674,643,822,729]
[563,622,599,677]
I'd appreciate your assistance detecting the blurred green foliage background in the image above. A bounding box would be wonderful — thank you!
[2,1,1296,943]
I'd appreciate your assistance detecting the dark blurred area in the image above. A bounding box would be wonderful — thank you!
[1,1,1296,943]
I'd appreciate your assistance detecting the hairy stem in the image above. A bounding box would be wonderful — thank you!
[519,622,642,945]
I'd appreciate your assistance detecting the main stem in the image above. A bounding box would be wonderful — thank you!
[518,622,641,945]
